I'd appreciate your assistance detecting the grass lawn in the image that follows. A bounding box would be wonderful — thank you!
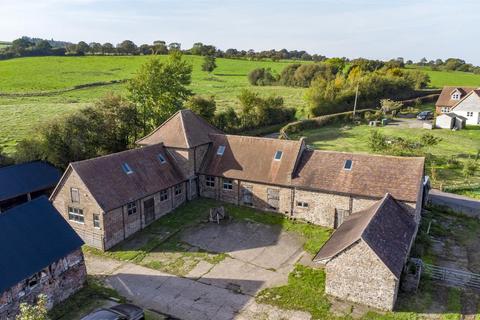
[0,55,306,153]
[84,198,332,276]
[257,206,480,319]
[292,122,480,198]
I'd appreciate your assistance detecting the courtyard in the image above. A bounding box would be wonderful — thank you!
[52,199,480,320]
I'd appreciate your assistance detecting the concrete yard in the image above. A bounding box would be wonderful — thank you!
[86,220,310,320]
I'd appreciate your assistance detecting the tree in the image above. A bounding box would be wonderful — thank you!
[102,42,115,54]
[202,55,217,73]
[248,68,276,86]
[185,95,216,122]
[76,41,90,55]
[380,99,403,115]
[89,42,102,54]
[128,52,193,135]
[16,294,48,320]
[117,40,137,55]
[34,40,52,55]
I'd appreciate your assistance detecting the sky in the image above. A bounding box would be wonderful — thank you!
[1,0,479,64]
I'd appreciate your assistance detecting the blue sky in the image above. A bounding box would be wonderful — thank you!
[1,0,479,64]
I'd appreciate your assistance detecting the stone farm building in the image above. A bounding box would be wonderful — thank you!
[0,161,61,213]
[435,86,480,125]
[50,109,427,310]
[0,197,86,320]
[314,194,416,310]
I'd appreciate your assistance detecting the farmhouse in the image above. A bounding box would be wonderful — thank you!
[50,109,425,310]
[0,161,61,213]
[435,86,480,125]
[0,197,86,320]
[314,194,416,311]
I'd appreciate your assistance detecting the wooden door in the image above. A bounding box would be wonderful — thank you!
[242,185,253,205]
[267,188,280,211]
[144,198,155,224]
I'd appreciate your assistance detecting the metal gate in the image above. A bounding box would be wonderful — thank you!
[423,263,480,290]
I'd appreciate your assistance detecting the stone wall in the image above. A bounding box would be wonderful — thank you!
[166,147,195,179]
[199,175,293,215]
[0,249,87,320]
[325,241,399,311]
[51,168,105,249]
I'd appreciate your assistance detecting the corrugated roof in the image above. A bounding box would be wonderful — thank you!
[0,197,84,294]
[292,150,424,202]
[199,134,304,186]
[0,161,61,202]
[136,109,222,148]
[69,144,186,212]
[436,86,477,108]
[314,194,416,278]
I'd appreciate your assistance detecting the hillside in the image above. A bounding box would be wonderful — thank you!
[1,56,480,154]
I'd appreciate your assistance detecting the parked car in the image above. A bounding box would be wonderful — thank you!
[81,304,144,320]
[417,111,433,120]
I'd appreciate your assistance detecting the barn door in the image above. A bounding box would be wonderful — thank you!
[242,185,253,206]
[144,198,155,225]
[267,188,280,211]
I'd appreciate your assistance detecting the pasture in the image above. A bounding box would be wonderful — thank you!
[407,65,480,88]
[1,55,480,155]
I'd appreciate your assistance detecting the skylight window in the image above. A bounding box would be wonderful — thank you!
[217,145,226,156]
[122,163,133,174]
[343,159,353,171]
[274,151,283,161]
[157,154,166,164]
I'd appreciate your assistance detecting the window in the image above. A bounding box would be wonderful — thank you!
[93,214,100,229]
[157,154,167,164]
[223,179,233,190]
[27,274,39,289]
[467,112,474,117]
[70,188,80,203]
[344,159,353,170]
[274,150,283,161]
[206,176,215,187]
[296,201,309,208]
[127,201,137,215]
[68,207,84,224]
[160,189,168,201]
[122,163,133,174]
[441,107,450,113]
[217,145,226,156]
[452,93,460,100]
[175,184,183,195]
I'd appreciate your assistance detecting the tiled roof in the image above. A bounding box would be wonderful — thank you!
[68,144,185,212]
[292,150,424,202]
[0,161,61,202]
[199,134,304,186]
[0,197,84,293]
[136,109,222,148]
[314,194,416,278]
[436,86,477,107]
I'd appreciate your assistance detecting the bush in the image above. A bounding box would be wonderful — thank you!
[184,95,216,122]
[248,68,276,86]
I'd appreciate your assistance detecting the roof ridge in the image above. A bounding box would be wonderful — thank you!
[209,133,302,144]
[179,110,191,148]
[71,143,164,166]
[451,90,475,110]
[360,193,391,238]
[308,149,426,161]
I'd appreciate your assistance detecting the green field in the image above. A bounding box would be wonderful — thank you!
[0,41,10,49]
[2,56,480,155]
[0,56,306,153]
[407,65,480,88]
[292,123,480,198]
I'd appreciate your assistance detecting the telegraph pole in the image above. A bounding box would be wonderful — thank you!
[353,83,359,120]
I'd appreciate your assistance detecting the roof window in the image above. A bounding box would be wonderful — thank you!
[217,145,226,156]
[158,154,167,164]
[122,163,133,174]
[274,151,283,161]
[343,159,353,171]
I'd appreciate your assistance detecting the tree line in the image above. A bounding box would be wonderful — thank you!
[248,58,430,117]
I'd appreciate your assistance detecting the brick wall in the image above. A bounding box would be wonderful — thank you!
[325,241,398,311]
[0,249,87,320]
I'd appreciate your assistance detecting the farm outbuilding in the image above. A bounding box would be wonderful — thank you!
[314,194,416,311]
